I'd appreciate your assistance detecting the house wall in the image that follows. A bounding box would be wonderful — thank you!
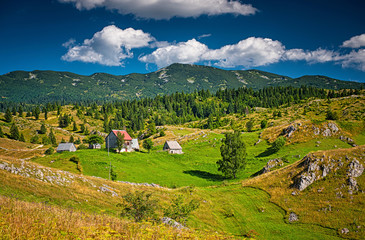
[169,149,183,154]
[105,133,131,150]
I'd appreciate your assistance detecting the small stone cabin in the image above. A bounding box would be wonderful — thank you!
[57,143,77,153]
[105,130,132,150]
[163,141,183,154]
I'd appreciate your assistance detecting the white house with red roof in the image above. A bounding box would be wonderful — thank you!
[105,130,133,151]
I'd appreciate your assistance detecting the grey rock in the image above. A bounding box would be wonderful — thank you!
[313,127,320,135]
[348,177,358,190]
[328,122,339,133]
[282,125,296,138]
[289,212,299,222]
[341,228,349,234]
[296,172,316,191]
[347,159,364,178]
[322,129,332,137]
[261,158,283,174]
[162,217,186,229]
[99,186,118,197]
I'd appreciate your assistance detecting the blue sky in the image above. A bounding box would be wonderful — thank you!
[1,0,364,82]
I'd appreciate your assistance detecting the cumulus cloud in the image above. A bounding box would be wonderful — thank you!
[139,39,208,67]
[203,37,285,68]
[62,25,154,66]
[59,0,258,19]
[342,33,365,48]
[340,49,365,71]
[283,48,339,63]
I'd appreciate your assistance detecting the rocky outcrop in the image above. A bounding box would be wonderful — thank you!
[261,158,283,174]
[293,153,364,192]
[282,125,296,138]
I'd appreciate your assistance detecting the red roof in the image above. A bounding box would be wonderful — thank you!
[111,130,132,141]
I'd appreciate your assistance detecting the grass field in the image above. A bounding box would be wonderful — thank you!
[32,129,355,189]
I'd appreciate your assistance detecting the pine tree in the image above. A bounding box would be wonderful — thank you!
[48,129,57,146]
[10,123,20,140]
[33,106,40,120]
[72,121,78,132]
[5,108,12,123]
[0,126,4,138]
[19,133,25,142]
[18,106,23,117]
[69,135,75,143]
[40,123,47,134]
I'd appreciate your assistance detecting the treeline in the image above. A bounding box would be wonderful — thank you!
[1,86,360,135]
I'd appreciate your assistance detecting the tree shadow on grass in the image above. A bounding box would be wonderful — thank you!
[256,147,276,158]
[183,170,226,182]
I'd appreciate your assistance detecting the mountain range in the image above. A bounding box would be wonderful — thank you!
[1,63,364,103]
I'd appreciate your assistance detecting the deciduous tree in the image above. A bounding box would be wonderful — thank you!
[217,131,246,179]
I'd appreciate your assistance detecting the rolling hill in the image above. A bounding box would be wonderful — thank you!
[1,63,364,103]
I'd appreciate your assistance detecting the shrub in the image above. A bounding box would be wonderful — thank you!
[271,136,286,153]
[163,195,200,223]
[260,119,267,129]
[44,147,54,155]
[77,144,88,150]
[326,109,339,120]
[118,191,158,222]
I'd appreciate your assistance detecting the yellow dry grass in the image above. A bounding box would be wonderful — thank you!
[243,145,365,239]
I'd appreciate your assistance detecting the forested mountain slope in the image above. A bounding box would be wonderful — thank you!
[1,63,363,103]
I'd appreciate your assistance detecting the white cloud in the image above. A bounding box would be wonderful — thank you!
[62,25,154,66]
[340,49,365,71]
[59,0,258,19]
[342,33,365,48]
[198,34,212,39]
[203,37,285,68]
[139,39,208,67]
[283,48,339,63]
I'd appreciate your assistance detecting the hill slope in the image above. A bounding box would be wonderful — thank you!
[1,63,364,103]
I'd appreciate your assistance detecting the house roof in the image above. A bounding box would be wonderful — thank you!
[165,141,182,150]
[57,143,76,151]
[111,130,132,141]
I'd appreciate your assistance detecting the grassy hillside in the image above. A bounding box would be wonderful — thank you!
[0,93,364,239]
[1,63,364,103]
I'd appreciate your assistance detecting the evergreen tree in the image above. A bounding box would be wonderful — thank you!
[72,121,78,132]
[18,106,23,117]
[39,123,47,134]
[260,119,268,129]
[69,135,75,143]
[12,107,17,116]
[10,123,20,140]
[80,124,85,133]
[48,129,57,146]
[0,126,4,138]
[33,106,40,120]
[217,131,247,179]
[19,133,25,142]
[5,108,12,123]
[246,119,254,132]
